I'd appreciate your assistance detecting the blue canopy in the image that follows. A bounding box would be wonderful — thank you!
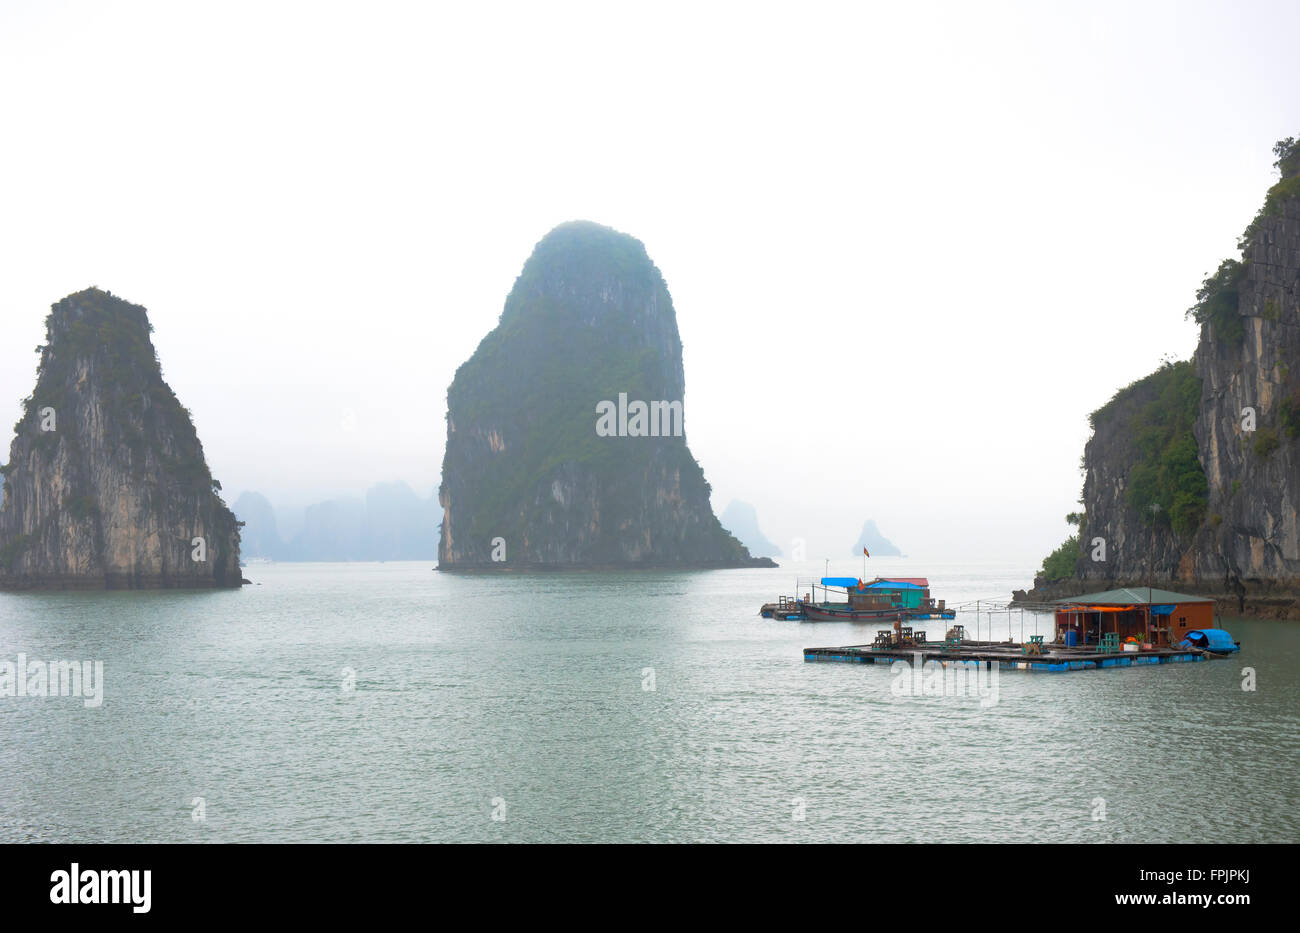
[864,580,922,590]
[1150,604,1175,616]
[820,577,860,588]
[1179,629,1239,652]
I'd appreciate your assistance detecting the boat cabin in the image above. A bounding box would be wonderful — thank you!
[847,579,924,610]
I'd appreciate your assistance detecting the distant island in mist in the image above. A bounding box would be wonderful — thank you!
[719,500,781,558]
[233,483,441,562]
[851,519,903,557]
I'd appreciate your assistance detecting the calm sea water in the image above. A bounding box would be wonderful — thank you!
[1,558,1296,843]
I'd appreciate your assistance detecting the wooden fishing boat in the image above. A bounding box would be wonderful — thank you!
[800,603,907,622]
[760,576,955,622]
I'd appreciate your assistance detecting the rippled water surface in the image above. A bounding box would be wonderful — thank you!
[1,559,1296,842]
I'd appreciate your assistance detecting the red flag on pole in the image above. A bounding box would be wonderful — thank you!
[863,547,870,557]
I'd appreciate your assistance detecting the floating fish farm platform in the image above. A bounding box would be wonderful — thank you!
[803,640,1208,672]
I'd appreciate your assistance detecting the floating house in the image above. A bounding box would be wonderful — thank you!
[857,577,932,611]
[1053,587,1215,648]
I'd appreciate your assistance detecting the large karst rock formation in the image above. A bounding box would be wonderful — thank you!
[0,288,242,589]
[437,221,772,570]
[1027,137,1300,616]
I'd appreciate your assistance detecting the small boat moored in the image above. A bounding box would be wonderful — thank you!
[1179,628,1241,654]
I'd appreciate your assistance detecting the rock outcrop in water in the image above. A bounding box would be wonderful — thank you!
[1026,137,1300,617]
[0,288,242,589]
[437,221,773,570]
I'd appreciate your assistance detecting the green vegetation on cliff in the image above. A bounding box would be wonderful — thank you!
[1280,395,1300,439]
[1193,137,1300,344]
[1186,259,1246,345]
[1039,533,1079,582]
[1239,136,1300,248]
[1096,360,1207,537]
[1041,361,1208,582]
[1038,510,1084,582]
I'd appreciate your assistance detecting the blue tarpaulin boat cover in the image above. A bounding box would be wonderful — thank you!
[1179,629,1239,652]
[820,577,860,587]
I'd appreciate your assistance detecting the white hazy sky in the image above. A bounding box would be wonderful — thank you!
[2,0,1298,564]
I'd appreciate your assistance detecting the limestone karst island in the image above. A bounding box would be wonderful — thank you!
[1024,136,1300,619]
[437,221,774,570]
[0,288,243,589]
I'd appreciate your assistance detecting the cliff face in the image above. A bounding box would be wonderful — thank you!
[1194,193,1300,593]
[0,288,242,589]
[1066,361,1207,588]
[438,221,770,569]
[1027,140,1300,616]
